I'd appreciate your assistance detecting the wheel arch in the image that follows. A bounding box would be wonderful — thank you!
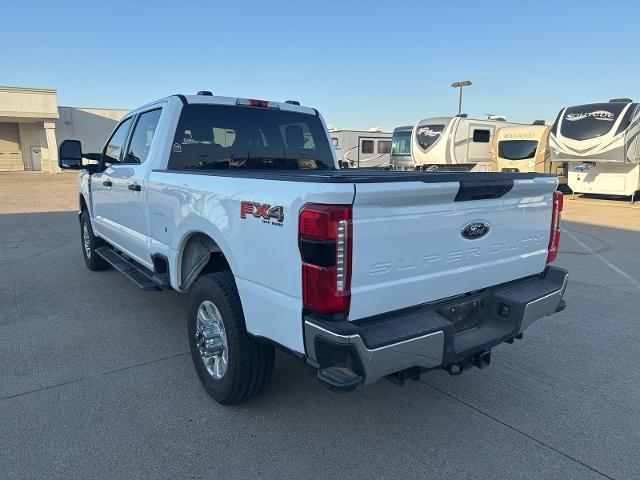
[79,194,89,213]
[177,231,234,291]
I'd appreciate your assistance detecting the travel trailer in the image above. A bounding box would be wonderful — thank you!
[390,115,516,171]
[493,123,568,186]
[329,129,392,168]
[549,99,640,199]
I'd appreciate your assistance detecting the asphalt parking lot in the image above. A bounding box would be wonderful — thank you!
[1,172,639,479]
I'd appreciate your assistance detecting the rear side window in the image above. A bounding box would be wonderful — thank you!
[378,140,391,154]
[103,117,133,164]
[473,129,491,143]
[124,109,162,164]
[168,104,335,170]
[361,140,374,154]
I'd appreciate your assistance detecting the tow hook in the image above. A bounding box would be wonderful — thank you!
[446,350,492,375]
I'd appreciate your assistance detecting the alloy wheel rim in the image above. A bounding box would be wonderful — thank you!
[195,300,228,380]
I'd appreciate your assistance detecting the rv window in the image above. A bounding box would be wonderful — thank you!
[559,102,627,141]
[392,131,412,155]
[498,140,538,161]
[378,140,391,154]
[473,129,491,143]
[168,104,335,171]
[415,124,445,150]
[361,140,374,154]
[332,138,339,147]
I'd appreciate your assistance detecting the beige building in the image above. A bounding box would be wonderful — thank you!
[0,86,128,173]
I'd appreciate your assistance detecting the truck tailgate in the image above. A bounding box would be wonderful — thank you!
[349,177,557,320]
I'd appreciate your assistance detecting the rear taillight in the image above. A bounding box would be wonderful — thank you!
[547,191,563,263]
[299,204,352,315]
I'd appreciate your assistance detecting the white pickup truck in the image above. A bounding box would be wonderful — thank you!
[59,92,568,404]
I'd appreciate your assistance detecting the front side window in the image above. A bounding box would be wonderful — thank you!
[168,104,335,170]
[103,117,133,164]
[473,129,491,143]
[498,140,538,160]
[416,124,444,150]
[377,140,391,154]
[124,109,162,164]
[391,130,411,155]
[361,140,374,154]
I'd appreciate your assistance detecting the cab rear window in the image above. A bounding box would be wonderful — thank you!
[168,104,335,170]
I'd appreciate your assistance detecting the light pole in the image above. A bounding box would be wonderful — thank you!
[451,80,472,115]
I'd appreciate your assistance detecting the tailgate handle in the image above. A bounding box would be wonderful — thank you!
[454,180,513,202]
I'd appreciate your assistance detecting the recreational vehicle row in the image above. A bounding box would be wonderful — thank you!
[336,97,640,199]
[390,115,515,172]
[389,116,566,184]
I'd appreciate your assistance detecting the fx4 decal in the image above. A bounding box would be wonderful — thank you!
[240,201,285,224]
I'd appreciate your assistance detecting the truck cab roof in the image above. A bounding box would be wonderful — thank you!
[128,94,317,118]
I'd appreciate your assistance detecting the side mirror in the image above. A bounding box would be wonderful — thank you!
[59,140,83,170]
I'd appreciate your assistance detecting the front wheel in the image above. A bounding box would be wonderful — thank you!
[187,271,274,404]
[80,210,109,271]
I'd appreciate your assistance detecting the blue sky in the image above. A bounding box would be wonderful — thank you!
[3,0,639,131]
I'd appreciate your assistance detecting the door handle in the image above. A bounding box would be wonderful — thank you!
[102,180,112,187]
[128,183,142,191]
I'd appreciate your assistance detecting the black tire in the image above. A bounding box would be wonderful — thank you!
[80,210,110,271]
[187,271,274,405]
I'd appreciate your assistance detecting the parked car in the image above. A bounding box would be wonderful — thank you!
[59,92,568,404]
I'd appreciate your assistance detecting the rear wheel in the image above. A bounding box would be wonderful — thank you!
[187,271,274,404]
[80,210,109,271]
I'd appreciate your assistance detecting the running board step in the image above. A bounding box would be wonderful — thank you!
[95,246,163,291]
[151,272,170,288]
[317,367,362,393]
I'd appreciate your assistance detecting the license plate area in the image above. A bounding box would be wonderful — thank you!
[439,298,484,333]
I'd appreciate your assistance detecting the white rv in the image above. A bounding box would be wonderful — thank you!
[329,129,392,168]
[549,99,640,199]
[390,115,516,172]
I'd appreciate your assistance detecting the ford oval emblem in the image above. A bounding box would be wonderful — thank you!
[461,221,490,240]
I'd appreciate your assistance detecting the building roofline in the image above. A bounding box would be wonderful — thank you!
[58,105,130,112]
[0,85,57,94]
[328,129,392,135]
